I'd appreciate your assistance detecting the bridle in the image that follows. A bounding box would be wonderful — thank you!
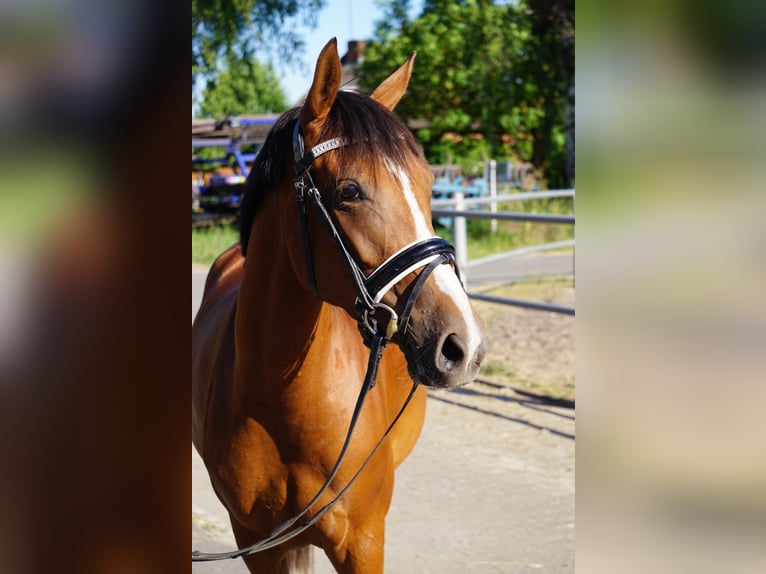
[291,120,458,348]
[192,121,460,563]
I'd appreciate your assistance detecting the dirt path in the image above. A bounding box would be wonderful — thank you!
[192,270,575,573]
[473,279,575,400]
[193,383,574,573]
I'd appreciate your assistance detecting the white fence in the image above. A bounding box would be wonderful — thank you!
[431,189,576,315]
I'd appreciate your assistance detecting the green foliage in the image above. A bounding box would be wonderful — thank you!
[192,0,326,86]
[192,143,232,166]
[359,0,574,188]
[198,58,288,118]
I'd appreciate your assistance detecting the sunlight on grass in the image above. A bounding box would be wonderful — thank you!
[192,225,239,266]
[433,195,574,260]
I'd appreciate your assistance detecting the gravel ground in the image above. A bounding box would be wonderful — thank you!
[472,279,575,399]
[192,266,575,573]
[193,383,574,574]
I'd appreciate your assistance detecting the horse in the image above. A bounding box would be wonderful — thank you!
[192,38,487,573]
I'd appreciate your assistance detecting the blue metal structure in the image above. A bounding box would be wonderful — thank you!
[192,115,279,215]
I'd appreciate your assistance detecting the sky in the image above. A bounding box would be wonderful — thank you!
[191,1,423,114]
[276,0,422,104]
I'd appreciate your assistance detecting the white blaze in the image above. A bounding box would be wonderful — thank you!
[387,161,483,362]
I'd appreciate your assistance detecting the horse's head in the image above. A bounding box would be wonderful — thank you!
[282,38,486,388]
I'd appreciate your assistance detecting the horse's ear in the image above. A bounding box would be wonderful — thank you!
[300,38,342,136]
[371,51,416,111]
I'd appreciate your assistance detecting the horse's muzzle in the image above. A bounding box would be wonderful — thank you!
[404,329,487,389]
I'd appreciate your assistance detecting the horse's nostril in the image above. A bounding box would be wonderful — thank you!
[440,333,465,372]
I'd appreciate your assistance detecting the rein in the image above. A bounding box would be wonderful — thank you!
[192,334,419,561]
[192,121,458,563]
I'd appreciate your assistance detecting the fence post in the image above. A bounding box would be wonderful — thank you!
[452,190,468,284]
[489,159,497,234]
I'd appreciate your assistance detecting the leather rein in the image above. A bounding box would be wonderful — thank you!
[192,121,458,562]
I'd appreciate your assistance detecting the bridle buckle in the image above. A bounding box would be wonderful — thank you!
[295,177,307,200]
[376,303,399,339]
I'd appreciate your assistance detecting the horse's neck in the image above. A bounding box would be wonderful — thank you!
[233,215,362,404]
[235,244,314,378]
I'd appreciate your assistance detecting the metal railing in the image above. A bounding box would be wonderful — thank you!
[432,186,575,315]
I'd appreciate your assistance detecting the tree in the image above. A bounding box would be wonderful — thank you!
[358,0,574,187]
[198,58,287,118]
[526,0,574,187]
[192,0,326,87]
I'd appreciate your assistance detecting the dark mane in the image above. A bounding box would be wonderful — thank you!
[238,91,423,255]
[237,107,300,256]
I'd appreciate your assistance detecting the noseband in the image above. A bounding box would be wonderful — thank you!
[292,121,458,348]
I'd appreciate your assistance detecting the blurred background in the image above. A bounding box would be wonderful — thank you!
[577,0,766,572]
[1,0,765,572]
[0,1,187,573]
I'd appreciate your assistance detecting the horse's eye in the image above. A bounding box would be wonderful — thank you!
[338,183,363,202]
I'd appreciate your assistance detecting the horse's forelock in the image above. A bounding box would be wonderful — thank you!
[323,91,423,178]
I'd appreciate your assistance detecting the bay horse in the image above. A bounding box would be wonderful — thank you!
[192,38,487,573]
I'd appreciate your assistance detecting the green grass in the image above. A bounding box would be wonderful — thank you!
[479,357,574,401]
[192,225,239,266]
[434,196,574,260]
[478,360,571,400]
[480,360,509,377]
[191,196,574,267]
